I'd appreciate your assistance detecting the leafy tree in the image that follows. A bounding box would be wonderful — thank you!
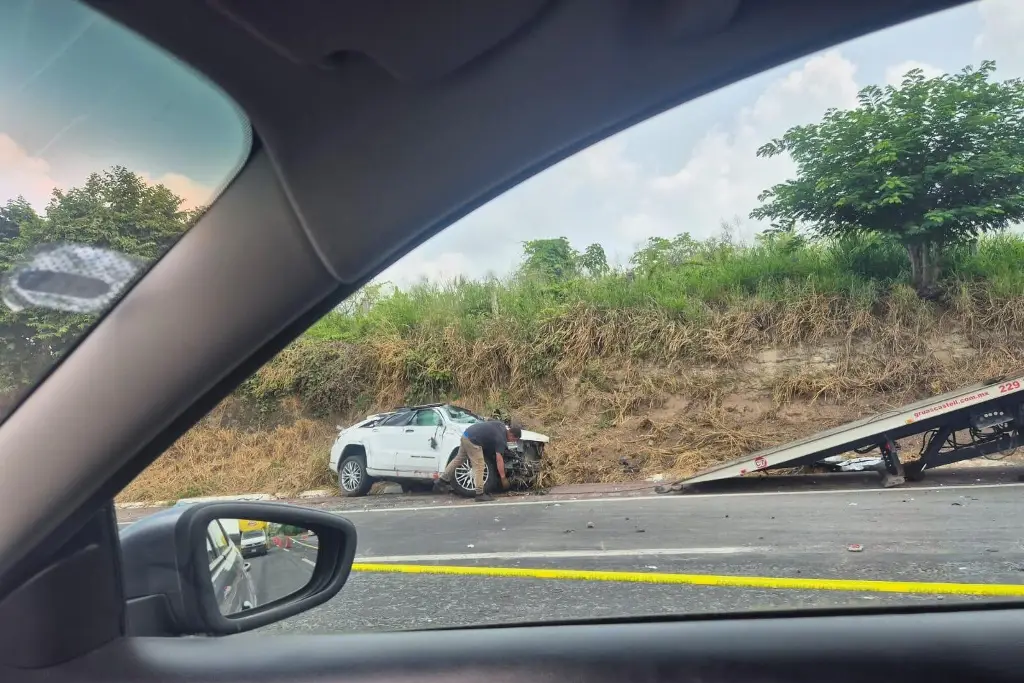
[0,166,195,405]
[579,243,609,276]
[629,233,700,276]
[521,237,579,281]
[750,61,1024,296]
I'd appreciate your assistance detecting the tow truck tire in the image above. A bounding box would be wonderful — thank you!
[450,451,496,498]
[905,464,926,482]
[338,454,374,497]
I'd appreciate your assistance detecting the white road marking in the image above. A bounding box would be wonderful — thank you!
[355,547,766,563]
[113,481,1024,526]
[330,481,1024,515]
[301,557,317,567]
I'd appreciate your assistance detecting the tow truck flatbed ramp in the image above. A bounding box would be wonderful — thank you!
[679,374,1024,488]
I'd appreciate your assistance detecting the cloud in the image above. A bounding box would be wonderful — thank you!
[0,131,215,217]
[379,50,863,287]
[884,60,943,87]
[0,134,59,210]
[638,50,860,243]
[140,172,215,210]
[976,0,1024,77]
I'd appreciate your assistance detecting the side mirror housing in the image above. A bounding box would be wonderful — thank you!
[119,502,356,636]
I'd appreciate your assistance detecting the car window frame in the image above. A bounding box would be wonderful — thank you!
[413,409,441,427]
[379,412,414,427]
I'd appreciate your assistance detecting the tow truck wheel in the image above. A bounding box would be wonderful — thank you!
[905,463,926,482]
[339,454,374,497]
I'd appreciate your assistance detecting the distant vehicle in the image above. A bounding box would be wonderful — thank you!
[329,403,550,498]
[239,528,269,557]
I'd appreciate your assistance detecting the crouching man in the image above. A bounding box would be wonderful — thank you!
[434,420,521,502]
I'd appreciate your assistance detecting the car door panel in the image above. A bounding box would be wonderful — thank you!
[395,410,444,474]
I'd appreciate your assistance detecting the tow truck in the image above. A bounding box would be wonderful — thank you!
[660,374,1024,491]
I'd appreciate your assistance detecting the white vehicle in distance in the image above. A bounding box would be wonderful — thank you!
[329,403,550,497]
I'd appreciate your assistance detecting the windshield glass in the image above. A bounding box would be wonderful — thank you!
[241,530,265,540]
[113,0,1024,633]
[443,406,483,424]
[0,0,250,419]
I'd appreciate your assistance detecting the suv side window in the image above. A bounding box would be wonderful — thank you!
[380,412,414,427]
[413,409,441,426]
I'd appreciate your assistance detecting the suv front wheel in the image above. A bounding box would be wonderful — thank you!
[451,453,496,498]
[338,454,374,497]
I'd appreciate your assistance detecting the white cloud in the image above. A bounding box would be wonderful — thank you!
[0,134,59,210]
[139,171,214,210]
[381,50,863,286]
[976,0,1024,77]
[0,131,214,215]
[638,50,860,244]
[884,60,943,87]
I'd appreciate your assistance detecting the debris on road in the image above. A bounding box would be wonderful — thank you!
[847,544,864,552]
[586,521,595,529]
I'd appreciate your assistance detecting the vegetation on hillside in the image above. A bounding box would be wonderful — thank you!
[4,62,1024,501]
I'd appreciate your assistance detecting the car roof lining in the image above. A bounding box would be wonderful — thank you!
[0,0,971,589]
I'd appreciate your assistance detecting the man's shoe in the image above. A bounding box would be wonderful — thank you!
[474,493,494,502]
[433,480,452,494]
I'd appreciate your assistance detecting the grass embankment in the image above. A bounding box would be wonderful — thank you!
[120,233,1024,502]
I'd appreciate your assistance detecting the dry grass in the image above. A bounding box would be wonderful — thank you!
[119,419,335,502]
[121,288,1024,501]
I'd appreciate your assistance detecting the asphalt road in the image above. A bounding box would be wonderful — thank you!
[253,481,1024,634]
[243,543,317,607]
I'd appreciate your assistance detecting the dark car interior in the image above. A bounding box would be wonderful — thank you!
[5,0,1024,681]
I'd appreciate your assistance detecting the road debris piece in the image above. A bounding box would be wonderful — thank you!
[847,544,864,552]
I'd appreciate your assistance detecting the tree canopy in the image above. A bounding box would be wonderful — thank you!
[0,167,199,407]
[750,61,1024,295]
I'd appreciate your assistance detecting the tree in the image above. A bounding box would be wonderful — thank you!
[0,167,195,404]
[521,237,579,281]
[629,233,700,276]
[750,61,1024,296]
[579,243,609,276]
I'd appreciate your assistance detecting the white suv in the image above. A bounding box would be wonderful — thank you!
[329,404,549,497]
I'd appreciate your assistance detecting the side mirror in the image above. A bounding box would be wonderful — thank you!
[119,502,356,636]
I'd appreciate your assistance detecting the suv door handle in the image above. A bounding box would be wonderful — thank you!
[404,428,415,432]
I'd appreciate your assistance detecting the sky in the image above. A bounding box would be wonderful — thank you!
[0,0,1022,288]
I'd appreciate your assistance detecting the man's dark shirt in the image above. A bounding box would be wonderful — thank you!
[463,420,509,455]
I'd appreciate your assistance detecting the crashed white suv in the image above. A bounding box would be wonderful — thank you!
[329,404,550,497]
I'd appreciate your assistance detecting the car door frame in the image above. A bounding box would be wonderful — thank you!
[395,408,445,476]
[363,411,415,475]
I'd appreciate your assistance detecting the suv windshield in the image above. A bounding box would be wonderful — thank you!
[443,406,483,424]
[0,0,249,420]
[241,530,265,540]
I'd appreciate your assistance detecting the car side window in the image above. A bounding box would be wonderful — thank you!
[380,412,414,427]
[413,410,440,426]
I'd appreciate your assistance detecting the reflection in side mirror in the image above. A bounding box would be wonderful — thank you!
[207,519,319,617]
[119,502,356,637]
[1,243,144,314]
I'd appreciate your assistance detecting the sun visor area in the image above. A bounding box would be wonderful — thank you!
[207,0,552,81]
